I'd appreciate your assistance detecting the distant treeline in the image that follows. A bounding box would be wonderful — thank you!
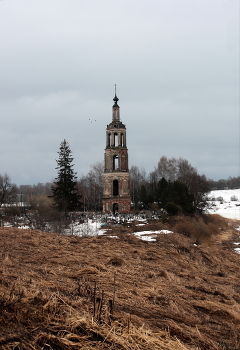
[18,170,240,207]
[208,176,240,190]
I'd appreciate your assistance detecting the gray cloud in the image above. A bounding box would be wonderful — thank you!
[0,0,239,185]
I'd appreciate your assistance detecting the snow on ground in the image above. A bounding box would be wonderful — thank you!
[207,190,240,254]
[133,230,173,242]
[62,218,172,241]
[2,189,240,243]
[66,220,103,236]
[207,189,240,220]
[65,219,173,242]
[64,189,240,243]
[234,242,240,254]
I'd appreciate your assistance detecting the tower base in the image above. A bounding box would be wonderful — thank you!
[102,197,131,214]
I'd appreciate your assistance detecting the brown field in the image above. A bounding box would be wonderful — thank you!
[1,215,240,350]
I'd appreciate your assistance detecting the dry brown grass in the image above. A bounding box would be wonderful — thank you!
[0,216,240,350]
[173,214,230,246]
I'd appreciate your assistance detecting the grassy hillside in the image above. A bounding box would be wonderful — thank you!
[0,215,240,350]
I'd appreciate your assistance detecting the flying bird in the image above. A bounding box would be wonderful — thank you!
[88,119,97,123]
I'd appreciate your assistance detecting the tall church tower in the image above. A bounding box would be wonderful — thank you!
[102,88,131,214]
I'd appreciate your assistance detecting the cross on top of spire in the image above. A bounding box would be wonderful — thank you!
[113,84,119,105]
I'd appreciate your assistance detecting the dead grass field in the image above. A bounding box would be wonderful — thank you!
[1,215,240,350]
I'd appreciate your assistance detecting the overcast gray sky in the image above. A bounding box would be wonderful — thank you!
[0,0,239,185]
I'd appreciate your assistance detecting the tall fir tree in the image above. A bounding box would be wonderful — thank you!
[51,139,82,212]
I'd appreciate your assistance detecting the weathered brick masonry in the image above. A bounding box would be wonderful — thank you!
[102,91,131,214]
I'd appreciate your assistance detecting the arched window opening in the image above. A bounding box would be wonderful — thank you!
[113,203,118,214]
[114,133,118,147]
[113,155,119,170]
[113,180,119,196]
[107,133,111,147]
[120,133,124,147]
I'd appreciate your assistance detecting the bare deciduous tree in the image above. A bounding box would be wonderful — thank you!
[130,165,147,208]
[0,173,18,207]
[155,156,178,182]
[176,158,211,209]
[177,158,196,187]
[78,161,104,211]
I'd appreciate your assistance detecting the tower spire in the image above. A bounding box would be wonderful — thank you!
[113,84,119,105]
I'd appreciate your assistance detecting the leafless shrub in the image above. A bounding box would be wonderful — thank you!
[174,215,227,245]
[204,214,228,230]
[174,221,197,238]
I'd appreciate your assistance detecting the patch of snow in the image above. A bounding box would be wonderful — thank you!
[98,229,108,235]
[234,248,240,254]
[133,229,173,242]
[207,189,240,219]
[65,219,101,236]
[160,230,172,234]
[141,236,157,242]
[3,222,12,227]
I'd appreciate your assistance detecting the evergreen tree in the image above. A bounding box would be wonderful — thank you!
[51,140,82,212]
[138,184,148,209]
[156,177,169,207]
[156,177,195,215]
[167,180,195,214]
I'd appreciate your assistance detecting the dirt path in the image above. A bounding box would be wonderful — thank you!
[215,218,240,244]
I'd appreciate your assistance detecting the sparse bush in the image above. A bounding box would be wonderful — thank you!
[192,218,210,244]
[203,214,228,231]
[174,214,224,245]
[175,221,197,238]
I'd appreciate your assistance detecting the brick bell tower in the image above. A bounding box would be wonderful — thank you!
[102,87,131,214]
